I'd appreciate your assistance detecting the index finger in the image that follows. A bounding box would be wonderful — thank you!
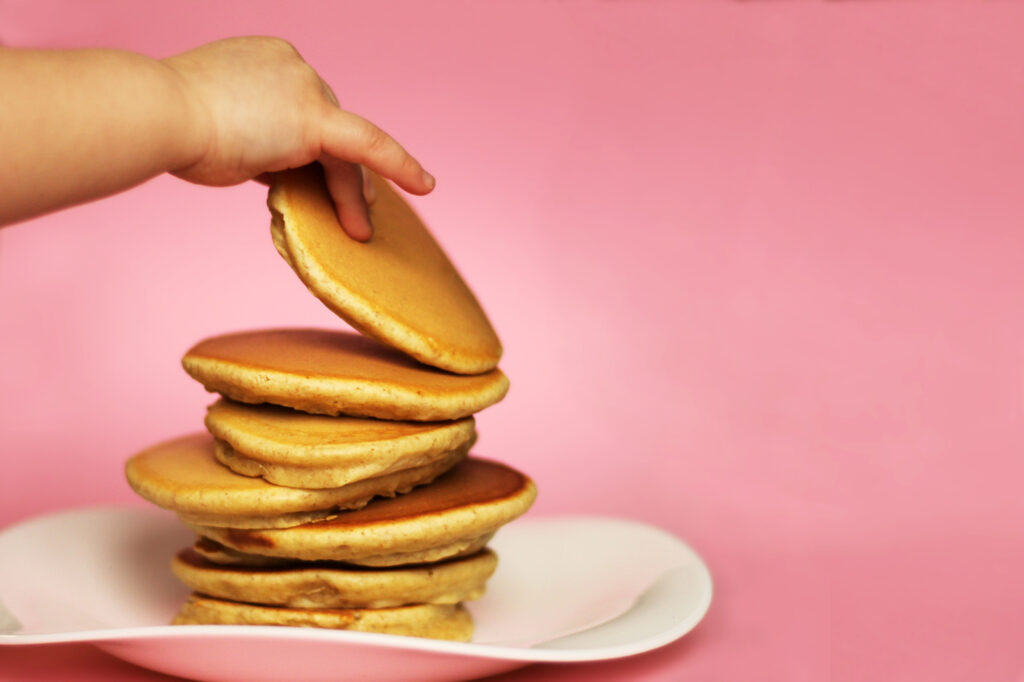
[319,108,435,196]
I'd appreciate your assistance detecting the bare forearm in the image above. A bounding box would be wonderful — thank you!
[0,37,434,239]
[0,47,206,225]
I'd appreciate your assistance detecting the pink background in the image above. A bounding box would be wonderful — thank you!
[2,2,1024,680]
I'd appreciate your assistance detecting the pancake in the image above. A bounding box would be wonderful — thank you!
[172,546,497,609]
[193,533,496,569]
[125,433,464,529]
[205,398,477,489]
[182,329,509,421]
[192,537,292,567]
[173,594,474,641]
[268,164,502,375]
[188,458,537,566]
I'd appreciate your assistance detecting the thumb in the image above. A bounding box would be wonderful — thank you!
[320,156,373,242]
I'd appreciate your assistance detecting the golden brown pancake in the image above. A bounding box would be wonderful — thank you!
[182,329,509,421]
[171,546,497,609]
[268,164,502,375]
[205,398,477,489]
[188,458,537,566]
[173,594,474,641]
[192,537,292,567]
[193,533,496,569]
[125,433,464,529]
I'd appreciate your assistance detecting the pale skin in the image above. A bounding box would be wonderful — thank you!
[0,36,435,240]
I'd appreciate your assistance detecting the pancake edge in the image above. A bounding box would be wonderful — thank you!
[182,353,509,421]
[269,176,502,376]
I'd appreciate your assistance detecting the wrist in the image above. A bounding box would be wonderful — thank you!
[158,55,214,175]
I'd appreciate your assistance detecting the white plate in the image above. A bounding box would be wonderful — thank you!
[0,507,712,682]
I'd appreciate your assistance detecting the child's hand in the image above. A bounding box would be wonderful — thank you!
[163,37,433,241]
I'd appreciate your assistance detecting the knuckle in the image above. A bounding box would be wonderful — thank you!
[361,125,390,157]
[265,36,300,55]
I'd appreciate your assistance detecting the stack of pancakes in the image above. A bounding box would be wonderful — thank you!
[125,166,536,641]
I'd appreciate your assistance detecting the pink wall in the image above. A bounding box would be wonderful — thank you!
[2,2,1024,680]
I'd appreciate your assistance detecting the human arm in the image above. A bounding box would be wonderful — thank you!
[0,36,433,239]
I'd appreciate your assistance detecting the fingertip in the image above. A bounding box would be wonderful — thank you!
[321,156,374,242]
[421,170,436,192]
[337,196,374,242]
[346,223,373,242]
[394,170,435,196]
[339,209,373,242]
[320,108,436,196]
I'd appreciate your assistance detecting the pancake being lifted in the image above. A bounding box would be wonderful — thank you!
[182,329,509,421]
[268,164,502,375]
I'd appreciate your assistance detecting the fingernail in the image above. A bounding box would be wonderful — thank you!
[363,179,376,205]
[421,171,436,190]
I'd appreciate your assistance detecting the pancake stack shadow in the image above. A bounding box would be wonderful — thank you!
[125,166,536,641]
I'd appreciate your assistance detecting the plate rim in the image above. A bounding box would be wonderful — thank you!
[0,506,713,664]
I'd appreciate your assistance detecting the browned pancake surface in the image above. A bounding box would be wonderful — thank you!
[182,329,509,421]
[307,457,527,527]
[190,458,537,565]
